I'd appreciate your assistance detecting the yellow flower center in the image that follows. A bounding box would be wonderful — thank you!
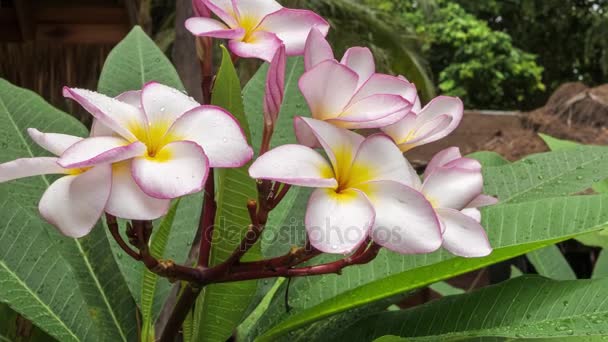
[129,120,177,160]
[67,167,91,176]
[331,146,375,193]
[239,15,259,42]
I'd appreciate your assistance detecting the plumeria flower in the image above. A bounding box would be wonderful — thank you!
[296,28,417,136]
[185,0,329,62]
[381,94,463,152]
[0,129,111,238]
[413,147,496,257]
[61,82,253,202]
[249,117,442,254]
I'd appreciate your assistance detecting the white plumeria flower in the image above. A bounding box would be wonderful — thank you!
[0,129,111,238]
[414,147,497,257]
[296,28,417,136]
[249,117,442,254]
[381,94,464,152]
[61,82,253,202]
[185,0,329,62]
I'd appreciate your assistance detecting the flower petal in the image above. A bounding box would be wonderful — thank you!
[293,117,364,175]
[349,134,420,188]
[437,208,492,257]
[365,181,442,254]
[105,161,170,220]
[264,44,286,125]
[234,0,282,25]
[0,157,67,183]
[350,73,417,104]
[185,17,245,38]
[304,27,334,71]
[62,87,143,141]
[39,164,111,238]
[461,208,481,222]
[58,137,146,169]
[248,144,337,188]
[132,141,209,199]
[27,128,83,156]
[305,188,374,254]
[203,0,238,27]
[422,166,483,210]
[397,114,451,151]
[141,82,200,127]
[466,194,499,208]
[333,94,410,129]
[415,96,463,138]
[259,8,330,56]
[298,60,358,121]
[423,147,462,179]
[167,105,253,167]
[381,112,418,145]
[340,47,375,87]
[228,30,283,62]
[91,119,114,137]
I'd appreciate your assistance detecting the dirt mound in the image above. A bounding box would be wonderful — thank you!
[544,82,608,128]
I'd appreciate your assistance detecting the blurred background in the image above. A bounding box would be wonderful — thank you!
[1,0,607,338]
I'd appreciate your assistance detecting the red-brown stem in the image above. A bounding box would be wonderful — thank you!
[199,36,214,104]
[105,214,141,260]
[259,123,273,156]
[270,183,291,209]
[198,168,216,267]
[159,285,200,342]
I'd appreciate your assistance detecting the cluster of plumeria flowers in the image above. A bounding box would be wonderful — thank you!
[0,0,495,258]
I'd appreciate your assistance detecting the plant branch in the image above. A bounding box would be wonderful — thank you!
[105,214,141,260]
[159,284,201,342]
[198,168,217,267]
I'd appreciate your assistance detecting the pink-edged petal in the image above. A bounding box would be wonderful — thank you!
[115,90,142,108]
[203,0,238,27]
[304,27,334,71]
[305,188,374,254]
[39,164,111,238]
[466,194,499,209]
[293,117,364,174]
[437,208,492,257]
[381,112,418,144]
[0,157,67,183]
[248,144,337,188]
[412,94,422,113]
[349,134,420,188]
[167,105,253,168]
[58,137,146,169]
[398,114,451,151]
[62,87,143,141]
[365,181,442,254]
[422,167,483,210]
[185,17,245,39]
[333,94,410,129]
[90,119,115,137]
[234,0,282,25]
[259,8,330,56]
[27,128,83,156]
[416,95,463,136]
[341,47,375,87]
[105,161,170,220]
[461,208,481,222]
[228,30,282,62]
[350,73,417,104]
[263,44,286,125]
[444,157,482,171]
[298,60,359,121]
[132,141,209,199]
[423,147,462,179]
[141,82,200,127]
[193,0,212,17]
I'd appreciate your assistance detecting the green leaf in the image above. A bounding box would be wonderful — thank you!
[141,200,180,342]
[428,282,465,296]
[482,146,608,204]
[593,250,608,279]
[0,79,137,341]
[467,151,509,167]
[97,25,201,322]
[251,194,608,341]
[242,57,311,258]
[192,45,260,342]
[0,303,55,342]
[527,245,576,280]
[98,26,183,96]
[334,276,608,340]
[539,133,581,151]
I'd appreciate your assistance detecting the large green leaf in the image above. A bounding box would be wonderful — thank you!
[192,46,260,342]
[250,191,608,340]
[335,276,608,340]
[0,79,137,341]
[527,245,576,280]
[97,25,201,322]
